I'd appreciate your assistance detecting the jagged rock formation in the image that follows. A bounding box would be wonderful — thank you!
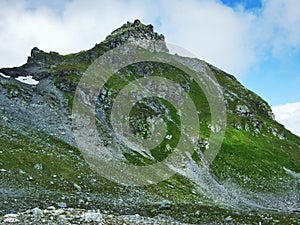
[104,19,168,52]
[0,20,299,224]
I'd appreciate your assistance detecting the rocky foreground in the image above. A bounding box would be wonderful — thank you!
[1,206,300,225]
[0,207,187,225]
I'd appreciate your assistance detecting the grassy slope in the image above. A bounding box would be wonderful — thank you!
[211,68,300,192]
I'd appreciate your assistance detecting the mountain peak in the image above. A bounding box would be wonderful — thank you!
[110,19,156,37]
[103,19,168,52]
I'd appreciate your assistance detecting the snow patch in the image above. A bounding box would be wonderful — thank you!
[0,72,10,79]
[15,76,39,85]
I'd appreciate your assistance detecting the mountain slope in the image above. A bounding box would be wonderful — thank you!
[0,20,299,224]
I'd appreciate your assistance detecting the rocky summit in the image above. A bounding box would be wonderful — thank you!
[0,20,299,224]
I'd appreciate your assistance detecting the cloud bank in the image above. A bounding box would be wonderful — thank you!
[272,102,300,137]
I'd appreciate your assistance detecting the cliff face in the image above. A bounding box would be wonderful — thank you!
[0,19,299,223]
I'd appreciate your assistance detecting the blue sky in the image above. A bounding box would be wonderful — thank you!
[243,52,300,105]
[221,0,262,9]
[0,0,299,134]
[219,0,300,106]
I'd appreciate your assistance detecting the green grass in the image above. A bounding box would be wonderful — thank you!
[211,127,300,192]
[0,125,118,195]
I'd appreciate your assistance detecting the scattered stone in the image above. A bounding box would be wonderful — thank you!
[53,209,65,216]
[34,163,43,170]
[225,216,233,221]
[165,134,172,140]
[159,201,171,210]
[0,168,7,172]
[31,207,43,216]
[57,202,67,208]
[3,217,20,223]
[245,123,250,131]
[26,176,34,181]
[195,211,201,216]
[81,210,103,223]
[233,122,243,130]
[73,182,82,192]
[208,124,222,133]
[2,214,19,223]
[278,133,286,140]
[191,190,197,195]
[78,199,85,205]
[167,184,175,189]
[47,206,56,211]
[19,169,26,174]
[58,215,66,221]
[236,104,250,115]
[166,144,171,150]
[3,214,19,218]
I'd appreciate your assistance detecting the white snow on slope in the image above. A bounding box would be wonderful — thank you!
[15,76,39,85]
[272,102,300,137]
[0,72,10,79]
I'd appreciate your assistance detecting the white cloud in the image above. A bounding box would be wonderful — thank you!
[156,0,256,76]
[0,0,149,67]
[251,0,300,56]
[272,102,300,136]
[0,0,299,78]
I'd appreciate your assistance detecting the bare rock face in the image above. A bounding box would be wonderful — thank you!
[103,19,169,52]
